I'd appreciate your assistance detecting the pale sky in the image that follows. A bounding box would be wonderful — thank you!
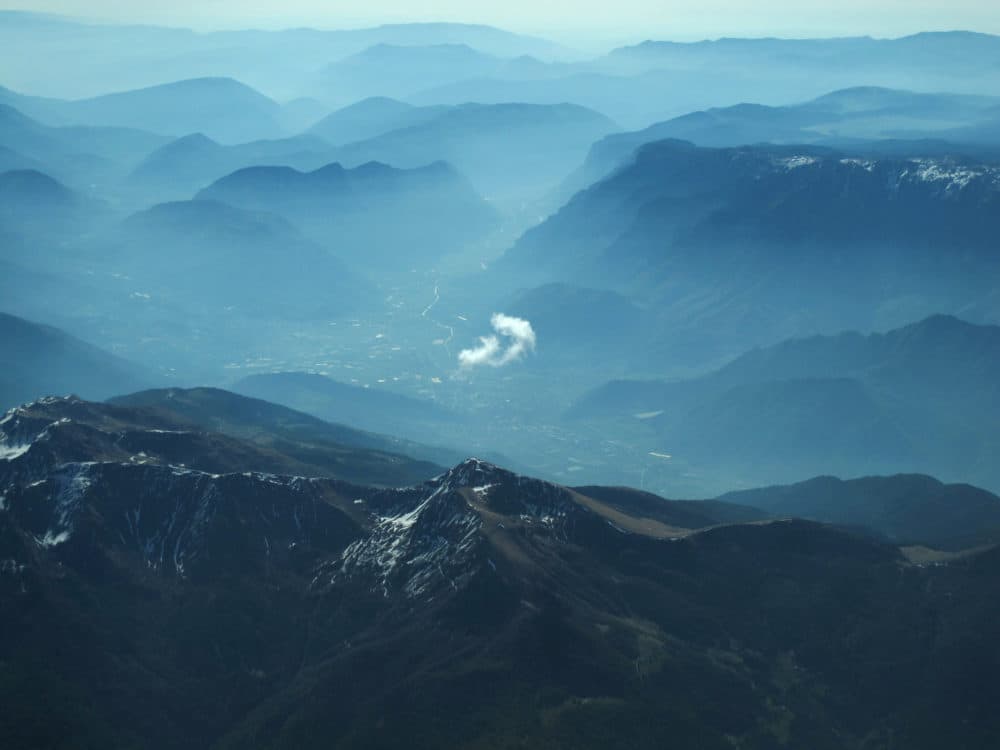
[9,0,1000,46]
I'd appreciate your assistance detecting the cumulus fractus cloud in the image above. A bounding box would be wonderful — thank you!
[458,313,536,369]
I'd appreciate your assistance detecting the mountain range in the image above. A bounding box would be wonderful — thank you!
[127,132,336,202]
[569,315,1000,493]
[502,139,1000,364]
[721,474,1000,551]
[0,100,168,190]
[411,32,1000,128]
[3,393,1000,748]
[569,86,1000,192]
[0,13,569,100]
[315,44,519,104]
[107,387,452,485]
[1,17,999,747]
[329,101,619,205]
[196,160,500,266]
[127,96,618,211]
[1,77,288,144]
[4,13,1000,129]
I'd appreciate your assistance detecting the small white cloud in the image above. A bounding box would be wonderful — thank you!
[458,313,536,369]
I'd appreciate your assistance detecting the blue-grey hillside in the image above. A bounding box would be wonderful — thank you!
[330,102,618,204]
[316,44,512,104]
[103,200,373,318]
[127,132,336,202]
[0,169,115,242]
[3,78,286,144]
[413,32,1000,128]
[0,313,149,409]
[307,97,449,145]
[568,86,1000,191]
[504,140,1000,362]
[721,474,1000,550]
[0,13,569,100]
[569,316,1000,493]
[0,102,168,188]
[197,160,500,265]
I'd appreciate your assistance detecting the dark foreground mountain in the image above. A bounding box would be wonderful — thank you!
[0,312,149,410]
[2,394,1000,748]
[110,386,460,477]
[569,315,1000,494]
[2,393,445,487]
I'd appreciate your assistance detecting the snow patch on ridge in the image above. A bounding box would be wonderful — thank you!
[33,462,95,547]
[912,160,983,190]
[335,479,483,598]
[778,155,818,170]
[0,442,31,462]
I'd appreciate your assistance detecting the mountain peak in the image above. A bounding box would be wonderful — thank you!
[327,458,582,598]
[435,457,511,489]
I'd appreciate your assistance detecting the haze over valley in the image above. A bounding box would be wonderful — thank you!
[2,5,1000,748]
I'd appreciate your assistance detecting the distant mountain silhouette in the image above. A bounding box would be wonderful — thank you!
[606,31,1000,76]
[568,86,1000,191]
[233,372,459,440]
[20,77,286,144]
[569,316,1000,493]
[308,97,449,145]
[409,34,1000,128]
[0,312,149,409]
[331,102,618,205]
[316,44,509,104]
[505,139,1000,360]
[128,132,336,201]
[571,484,769,527]
[0,101,168,188]
[0,169,112,246]
[0,15,568,103]
[106,200,373,318]
[721,474,1000,550]
[197,160,499,265]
